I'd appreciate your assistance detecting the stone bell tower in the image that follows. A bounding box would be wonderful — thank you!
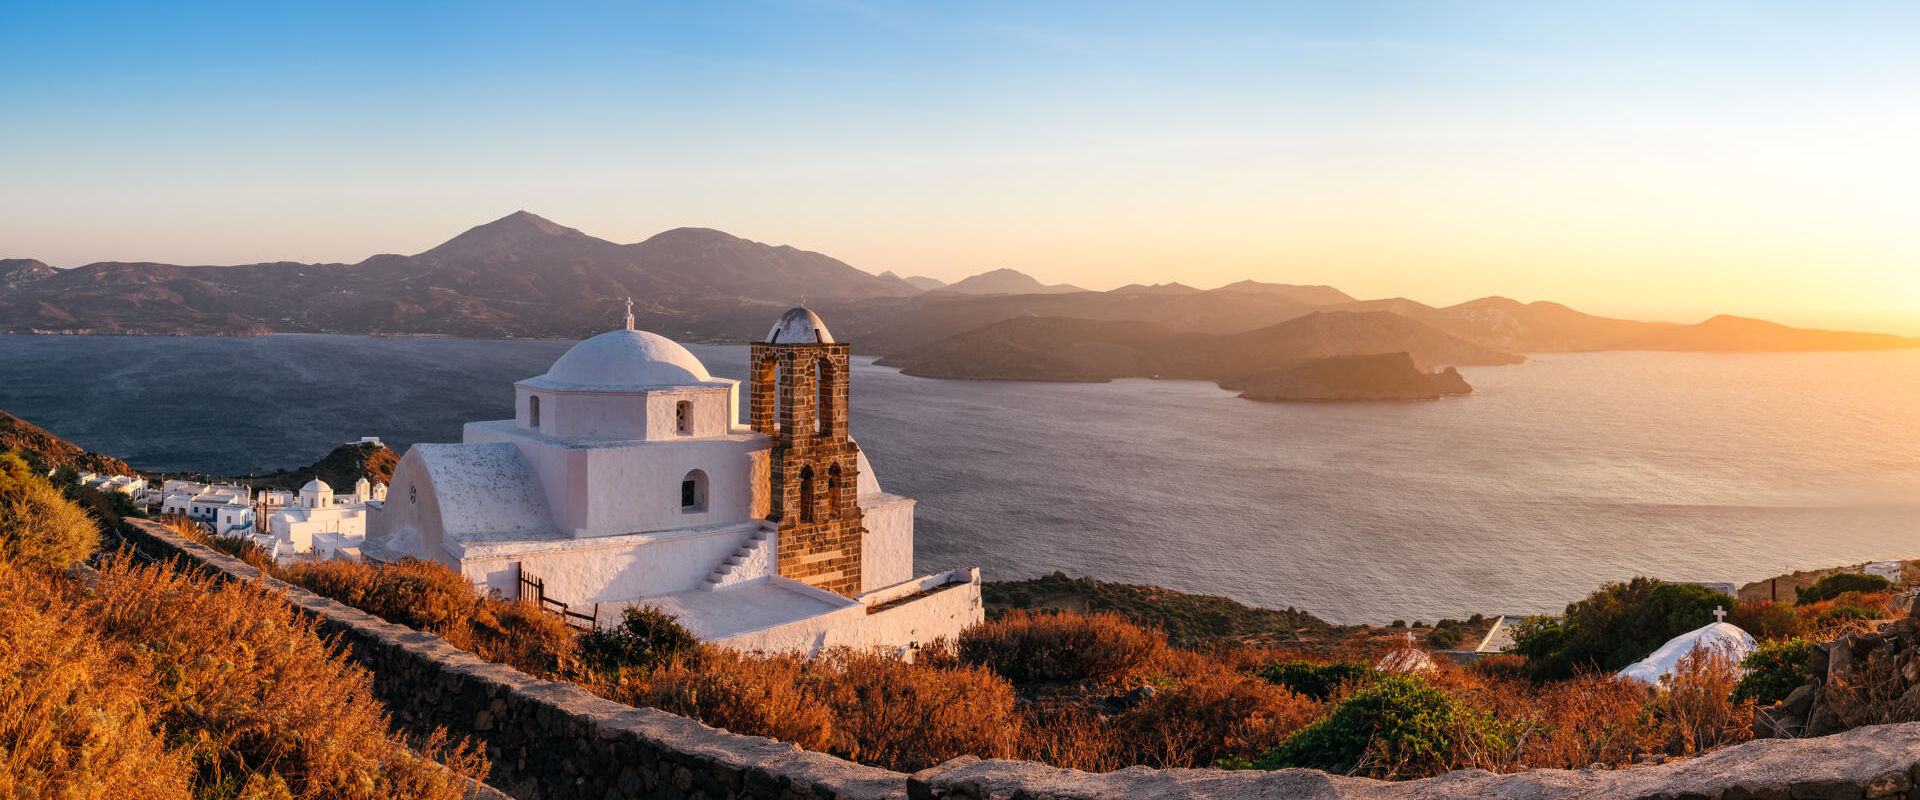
[749,306,864,596]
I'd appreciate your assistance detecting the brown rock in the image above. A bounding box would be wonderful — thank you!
[1830,638,1854,687]
[1810,644,1832,679]
[1784,684,1819,720]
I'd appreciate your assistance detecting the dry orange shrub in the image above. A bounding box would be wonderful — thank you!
[958,609,1164,685]
[637,649,834,750]
[0,568,195,800]
[0,556,485,800]
[817,647,1019,769]
[633,645,1020,771]
[1112,650,1320,768]
[284,557,578,678]
[1643,647,1752,756]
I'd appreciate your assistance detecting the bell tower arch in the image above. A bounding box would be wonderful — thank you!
[750,306,864,596]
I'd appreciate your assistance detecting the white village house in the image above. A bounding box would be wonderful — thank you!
[156,479,257,537]
[76,471,146,497]
[365,304,982,655]
[265,477,385,562]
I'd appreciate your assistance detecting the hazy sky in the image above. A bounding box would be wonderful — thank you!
[3,1,1916,333]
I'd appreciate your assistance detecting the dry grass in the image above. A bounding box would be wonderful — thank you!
[627,645,1021,771]
[958,609,1165,685]
[1644,647,1753,756]
[616,637,1320,773]
[0,452,101,570]
[0,556,486,800]
[1113,649,1319,768]
[637,648,834,751]
[284,557,579,679]
[0,568,194,800]
[817,647,1020,770]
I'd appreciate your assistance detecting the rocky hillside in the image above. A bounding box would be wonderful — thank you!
[1759,609,1920,740]
[243,441,399,491]
[983,571,1340,646]
[0,410,135,476]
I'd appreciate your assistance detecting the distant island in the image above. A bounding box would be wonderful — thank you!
[871,310,1517,401]
[5,211,1914,403]
[1225,353,1473,402]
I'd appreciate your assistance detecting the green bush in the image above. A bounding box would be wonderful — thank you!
[1797,573,1893,604]
[1509,578,1736,680]
[0,451,101,570]
[1253,660,1376,701]
[578,604,701,677]
[1242,674,1509,778]
[1731,638,1811,705]
[1426,620,1471,650]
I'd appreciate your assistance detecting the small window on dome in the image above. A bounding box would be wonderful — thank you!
[676,400,692,435]
[528,395,541,429]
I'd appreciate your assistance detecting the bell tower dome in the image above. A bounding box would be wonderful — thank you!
[750,306,864,596]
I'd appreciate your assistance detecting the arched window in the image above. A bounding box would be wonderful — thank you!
[675,400,693,435]
[826,463,842,518]
[680,469,708,513]
[528,395,541,429]
[797,465,815,523]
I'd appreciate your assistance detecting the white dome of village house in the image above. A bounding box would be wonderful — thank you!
[767,306,834,344]
[524,328,715,390]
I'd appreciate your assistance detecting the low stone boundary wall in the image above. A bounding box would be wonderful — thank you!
[119,519,1920,800]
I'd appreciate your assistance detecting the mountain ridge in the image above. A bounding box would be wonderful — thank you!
[4,212,1913,359]
[939,268,1087,295]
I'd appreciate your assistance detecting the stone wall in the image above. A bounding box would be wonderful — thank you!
[118,519,1920,800]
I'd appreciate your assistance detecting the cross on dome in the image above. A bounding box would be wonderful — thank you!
[1713,605,1727,623]
[623,297,634,331]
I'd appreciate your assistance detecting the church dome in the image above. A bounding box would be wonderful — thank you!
[766,307,835,344]
[535,329,714,390]
[301,479,332,494]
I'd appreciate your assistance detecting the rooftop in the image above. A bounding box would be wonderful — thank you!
[521,328,716,391]
[642,579,854,640]
[766,306,834,345]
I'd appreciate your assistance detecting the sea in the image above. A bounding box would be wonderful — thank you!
[2,333,1916,624]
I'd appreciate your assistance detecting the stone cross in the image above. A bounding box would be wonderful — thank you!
[1713,605,1727,623]
[623,297,635,330]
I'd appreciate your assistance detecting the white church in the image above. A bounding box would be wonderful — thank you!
[265,477,386,562]
[365,304,981,655]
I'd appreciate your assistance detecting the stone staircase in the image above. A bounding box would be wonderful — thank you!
[703,528,774,591]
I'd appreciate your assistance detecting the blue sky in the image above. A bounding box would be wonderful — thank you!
[2,1,1916,331]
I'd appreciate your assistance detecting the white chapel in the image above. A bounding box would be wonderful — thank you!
[364,304,981,655]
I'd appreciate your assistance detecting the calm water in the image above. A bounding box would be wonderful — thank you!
[3,333,1917,624]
